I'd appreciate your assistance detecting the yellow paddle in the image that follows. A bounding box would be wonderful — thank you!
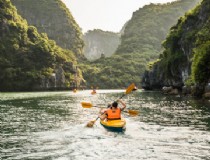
[84,83,137,127]
[81,102,139,116]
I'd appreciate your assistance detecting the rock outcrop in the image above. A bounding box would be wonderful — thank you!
[11,0,84,58]
[142,0,210,98]
[83,29,120,60]
[0,0,82,91]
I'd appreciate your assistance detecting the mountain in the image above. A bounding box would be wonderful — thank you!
[142,0,210,97]
[116,0,200,56]
[11,0,84,59]
[83,29,120,61]
[0,0,83,91]
[82,0,200,88]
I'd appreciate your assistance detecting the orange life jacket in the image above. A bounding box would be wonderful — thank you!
[106,107,121,120]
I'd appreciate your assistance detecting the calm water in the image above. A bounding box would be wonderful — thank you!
[1,90,210,160]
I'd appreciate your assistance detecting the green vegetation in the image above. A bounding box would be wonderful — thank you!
[147,59,160,71]
[191,0,210,85]
[0,0,83,91]
[192,41,210,84]
[82,55,146,88]
[11,0,84,58]
[3,0,208,91]
[82,0,200,88]
[151,0,210,87]
[117,0,199,54]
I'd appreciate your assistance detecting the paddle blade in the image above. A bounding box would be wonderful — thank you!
[86,120,96,127]
[81,102,93,108]
[127,110,139,116]
[125,83,136,94]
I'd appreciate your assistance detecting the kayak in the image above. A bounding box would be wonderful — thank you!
[100,119,126,132]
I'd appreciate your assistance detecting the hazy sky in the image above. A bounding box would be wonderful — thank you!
[62,0,177,33]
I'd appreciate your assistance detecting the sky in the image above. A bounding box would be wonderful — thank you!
[62,0,177,33]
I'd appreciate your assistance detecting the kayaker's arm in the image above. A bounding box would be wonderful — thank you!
[118,99,126,111]
[98,111,107,120]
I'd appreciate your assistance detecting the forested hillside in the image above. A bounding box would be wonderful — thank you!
[11,0,84,58]
[0,0,83,91]
[116,0,200,56]
[83,29,120,61]
[1,0,203,91]
[142,0,210,97]
[82,0,200,88]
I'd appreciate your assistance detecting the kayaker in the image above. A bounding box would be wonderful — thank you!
[99,103,111,114]
[99,99,126,121]
[91,89,96,94]
[133,86,138,91]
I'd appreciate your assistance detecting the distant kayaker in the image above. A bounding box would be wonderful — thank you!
[91,89,97,95]
[99,99,126,121]
[133,86,138,91]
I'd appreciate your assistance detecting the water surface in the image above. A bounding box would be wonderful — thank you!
[1,90,210,160]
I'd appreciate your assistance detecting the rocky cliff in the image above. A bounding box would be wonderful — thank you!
[82,0,200,89]
[142,0,210,97]
[0,0,83,91]
[83,29,120,61]
[11,0,84,58]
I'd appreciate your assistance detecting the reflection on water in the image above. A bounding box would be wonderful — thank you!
[132,91,210,130]
[1,90,210,160]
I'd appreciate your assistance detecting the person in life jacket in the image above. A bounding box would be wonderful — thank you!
[99,99,126,121]
[91,89,96,94]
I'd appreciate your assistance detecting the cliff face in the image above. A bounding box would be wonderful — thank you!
[116,0,200,56]
[11,0,84,58]
[83,29,120,61]
[0,0,83,91]
[83,0,200,89]
[142,0,210,96]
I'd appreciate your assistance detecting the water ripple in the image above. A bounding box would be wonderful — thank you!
[1,90,210,160]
